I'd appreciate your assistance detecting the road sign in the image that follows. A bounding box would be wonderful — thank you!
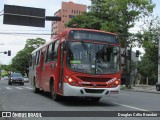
[3,5,45,27]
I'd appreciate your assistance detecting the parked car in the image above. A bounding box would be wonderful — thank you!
[0,77,4,80]
[8,73,24,85]
[156,83,160,91]
[23,76,29,83]
[3,76,9,80]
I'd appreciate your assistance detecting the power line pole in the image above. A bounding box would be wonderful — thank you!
[158,35,160,84]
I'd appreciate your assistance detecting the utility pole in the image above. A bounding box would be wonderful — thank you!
[158,35,160,84]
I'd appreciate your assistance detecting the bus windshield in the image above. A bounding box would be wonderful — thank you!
[67,41,120,75]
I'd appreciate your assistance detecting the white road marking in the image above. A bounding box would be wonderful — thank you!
[6,87,12,90]
[15,87,23,89]
[25,87,33,89]
[114,102,149,111]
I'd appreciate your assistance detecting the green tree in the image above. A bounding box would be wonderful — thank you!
[0,64,14,75]
[11,38,46,75]
[25,38,46,50]
[136,17,160,85]
[66,12,102,30]
[66,0,155,47]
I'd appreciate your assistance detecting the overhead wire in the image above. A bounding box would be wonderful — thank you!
[0,9,4,14]
[0,32,55,35]
[0,9,4,16]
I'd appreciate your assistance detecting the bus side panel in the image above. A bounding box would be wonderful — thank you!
[38,50,45,90]
[42,62,51,91]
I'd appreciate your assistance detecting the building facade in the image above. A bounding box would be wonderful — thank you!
[51,1,87,38]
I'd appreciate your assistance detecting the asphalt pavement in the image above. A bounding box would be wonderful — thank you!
[0,80,160,120]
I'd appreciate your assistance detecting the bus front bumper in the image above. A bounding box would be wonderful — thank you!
[63,83,120,97]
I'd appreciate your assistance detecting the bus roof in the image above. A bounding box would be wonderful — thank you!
[53,28,118,39]
[31,28,118,54]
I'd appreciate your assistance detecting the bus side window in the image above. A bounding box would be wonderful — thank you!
[45,46,49,63]
[46,43,56,62]
[35,51,40,65]
[53,40,60,61]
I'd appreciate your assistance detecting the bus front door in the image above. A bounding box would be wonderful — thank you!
[59,42,65,93]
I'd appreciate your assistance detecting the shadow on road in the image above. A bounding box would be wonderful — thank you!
[36,91,118,107]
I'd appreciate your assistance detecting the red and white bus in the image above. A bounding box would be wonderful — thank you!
[29,28,121,102]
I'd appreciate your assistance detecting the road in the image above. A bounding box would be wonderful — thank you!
[0,79,160,120]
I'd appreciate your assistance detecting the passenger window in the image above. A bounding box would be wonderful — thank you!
[53,40,60,61]
[46,44,53,62]
[45,40,59,62]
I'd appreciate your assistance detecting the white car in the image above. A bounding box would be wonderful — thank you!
[3,76,9,80]
[23,76,29,83]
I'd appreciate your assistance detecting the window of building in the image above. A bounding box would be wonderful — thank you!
[69,15,75,18]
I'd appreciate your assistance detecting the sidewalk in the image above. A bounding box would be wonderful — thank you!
[123,85,160,94]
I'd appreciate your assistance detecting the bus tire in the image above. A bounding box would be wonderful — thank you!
[50,80,60,101]
[34,79,39,93]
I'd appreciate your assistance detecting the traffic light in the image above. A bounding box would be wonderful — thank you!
[4,51,7,54]
[136,50,139,57]
[8,50,11,56]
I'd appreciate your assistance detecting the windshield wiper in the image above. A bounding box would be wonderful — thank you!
[80,40,88,51]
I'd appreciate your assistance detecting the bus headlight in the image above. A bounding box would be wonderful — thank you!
[67,77,79,86]
[113,79,121,86]
[68,78,73,82]
[115,80,119,85]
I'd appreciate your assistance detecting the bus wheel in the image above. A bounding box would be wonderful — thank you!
[50,81,60,101]
[34,80,39,93]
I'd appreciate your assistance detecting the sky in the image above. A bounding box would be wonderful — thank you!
[0,0,159,65]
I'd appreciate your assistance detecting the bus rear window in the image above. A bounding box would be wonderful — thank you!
[68,30,119,44]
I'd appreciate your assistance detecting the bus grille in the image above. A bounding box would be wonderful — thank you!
[78,76,111,82]
[84,89,104,94]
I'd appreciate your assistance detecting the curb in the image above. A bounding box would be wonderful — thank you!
[123,89,160,94]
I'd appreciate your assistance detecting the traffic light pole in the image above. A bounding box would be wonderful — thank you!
[124,38,130,88]
[0,50,11,56]
[129,45,132,88]
[158,35,160,84]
